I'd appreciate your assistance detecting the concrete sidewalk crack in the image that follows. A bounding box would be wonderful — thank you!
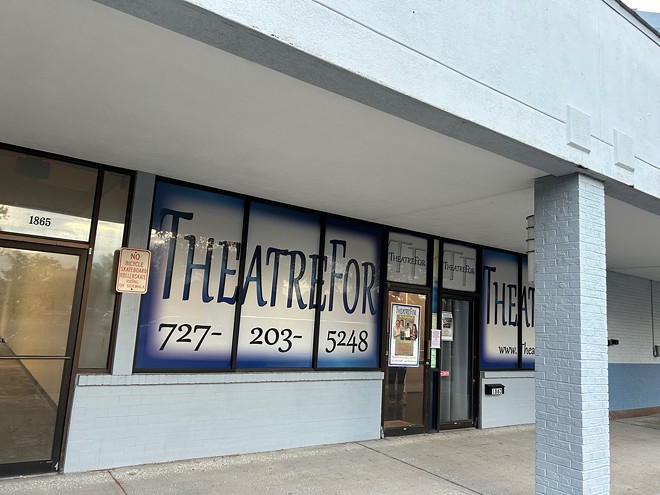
[356,442,482,495]
[108,470,129,495]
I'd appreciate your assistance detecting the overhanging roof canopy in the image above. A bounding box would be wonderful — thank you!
[0,0,658,280]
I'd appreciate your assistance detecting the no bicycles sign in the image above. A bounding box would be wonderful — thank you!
[116,248,151,294]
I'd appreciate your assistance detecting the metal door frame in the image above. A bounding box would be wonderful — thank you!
[434,294,478,431]
[381,284,432,437]
[0,239,88,477]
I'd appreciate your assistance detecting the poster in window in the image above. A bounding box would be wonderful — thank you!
[388,303,421,367]
[441,311,454,341]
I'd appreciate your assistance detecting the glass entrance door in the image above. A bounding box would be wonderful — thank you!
[437,297,474,426]
[383,290,428,434]
[0,243,85,475]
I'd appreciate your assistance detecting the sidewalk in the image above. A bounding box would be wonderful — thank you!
[1,416,659,495]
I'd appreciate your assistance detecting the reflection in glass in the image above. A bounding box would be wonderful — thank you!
[432,239,439,330]
[384,291,426,429]
[439,298,472,423]
[0,358,65,464]
[0,149,97,241]
[79,172,130,368]
[0,247,78,464]
[317,219,381,368]
[0,248,78,357]
[136,182,244,370]
[236,203,319,369]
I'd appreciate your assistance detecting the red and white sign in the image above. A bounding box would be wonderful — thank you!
[116,248,151,294]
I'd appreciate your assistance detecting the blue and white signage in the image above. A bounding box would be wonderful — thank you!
[317,219,381,368]
[521,258,535,369]
[135,181,383,371]
[387,232,427,285]
[236,203,319,368]
[135,182,244,369]
[480,249,519,369]
[442,242,476,292]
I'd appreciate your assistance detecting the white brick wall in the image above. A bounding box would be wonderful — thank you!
[534,174,610,495]
[64,371,383,472]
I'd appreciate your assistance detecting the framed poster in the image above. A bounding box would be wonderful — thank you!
[388,303,421,367]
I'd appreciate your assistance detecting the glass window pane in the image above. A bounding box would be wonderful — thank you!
[0,149,97,241]
[236,203,320,369]
[480,249,519,369]
[387,232,428,285]
[317,219,381,368]
[442,242,477,292]
[521,257,535,369]
[439,298,472,423]
[0,358,65,463]
[384,291,426,429]
[432,239,439,329]
[135,182,244,370]
[0,247,80,357]
[79,172,131,368]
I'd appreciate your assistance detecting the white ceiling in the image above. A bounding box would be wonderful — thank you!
[0,0,658,281]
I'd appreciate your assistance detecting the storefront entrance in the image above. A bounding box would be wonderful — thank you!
[382,290,476,435]
[0,241,87,476]
[383,289,429,434]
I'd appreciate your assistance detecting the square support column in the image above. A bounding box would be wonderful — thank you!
[534,174,609,494]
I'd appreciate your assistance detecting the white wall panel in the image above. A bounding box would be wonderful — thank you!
[64,372,383,472]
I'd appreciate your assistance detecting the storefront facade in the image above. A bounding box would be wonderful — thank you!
[1,141,659,476]
[0,144,541,474]
[1,1,659,492]
[0,146,132,475]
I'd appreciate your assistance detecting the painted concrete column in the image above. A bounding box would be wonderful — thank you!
[112,171,156,375]
[534,174,610,494]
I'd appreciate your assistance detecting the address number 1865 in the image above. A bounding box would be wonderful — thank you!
[29,215,51,227]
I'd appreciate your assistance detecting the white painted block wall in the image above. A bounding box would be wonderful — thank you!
[607,272,660,410]
[189,0,660,200]
[64,371,382,472]
[479,371,535,429]
[608,271,656,364]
